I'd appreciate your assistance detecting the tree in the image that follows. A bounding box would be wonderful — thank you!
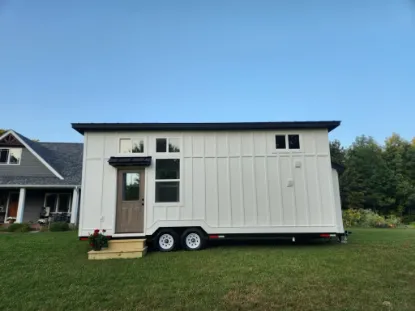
[341,136,394,213]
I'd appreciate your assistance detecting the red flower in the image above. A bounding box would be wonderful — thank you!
[94,229,99,233]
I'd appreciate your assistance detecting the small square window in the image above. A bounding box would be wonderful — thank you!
[288,135,300,149]
[156,139,167,152]
[132,139,144,153]
[275,135,286,149]
[119,139,131,153]
[168,138,180,152]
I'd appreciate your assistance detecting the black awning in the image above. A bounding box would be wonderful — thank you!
[108,156,152,167]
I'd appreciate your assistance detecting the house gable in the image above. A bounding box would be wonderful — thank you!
[0,131,63,180]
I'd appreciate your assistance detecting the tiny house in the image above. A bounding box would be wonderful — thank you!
[72,121,346,252]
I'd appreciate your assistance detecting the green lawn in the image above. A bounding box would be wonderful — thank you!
[0,229,414,311]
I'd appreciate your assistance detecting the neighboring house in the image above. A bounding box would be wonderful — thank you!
[73,121,346,252]
[0,130,83,225]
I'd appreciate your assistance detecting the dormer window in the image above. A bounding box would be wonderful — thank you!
[0,148,22,165]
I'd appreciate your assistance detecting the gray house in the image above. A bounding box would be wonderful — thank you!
[0,130,83,225]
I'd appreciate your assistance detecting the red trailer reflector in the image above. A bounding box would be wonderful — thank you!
[209,235,219,239]
[320,234,330,238]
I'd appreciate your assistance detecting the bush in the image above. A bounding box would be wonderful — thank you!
[49,222,70,232]
[402,215,415,224]
[7,223,32,233]
[342,209,401,228]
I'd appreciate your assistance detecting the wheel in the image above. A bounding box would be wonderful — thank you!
[181,228,206,251]
[155,229,179,252]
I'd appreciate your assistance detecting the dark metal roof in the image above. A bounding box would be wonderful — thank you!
[108,156,152,167]
[72,121,341,135]
[1,131,83,186]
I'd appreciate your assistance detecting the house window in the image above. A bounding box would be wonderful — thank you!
[275,136,286,149]
[288,135,300,149]
[275,135,300,150]
[156,138,181,153]
[0,148,22,165]
[155,159,180,202]
[119,138,144,154]
[44,193,71,213]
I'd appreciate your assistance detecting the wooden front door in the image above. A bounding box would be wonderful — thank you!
[115,169,145,233]
[7,193,19,218]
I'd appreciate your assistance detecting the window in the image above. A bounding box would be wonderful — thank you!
[155,159,180,203]
[44,193,71,213]
[156,139,167,152]
[119,138,144,154]
[123,172,140,201]
[0,148,22,165]
[156,138,180,153]
[275,135,300,150]
[288,135,300,149]
[275,136,286,149]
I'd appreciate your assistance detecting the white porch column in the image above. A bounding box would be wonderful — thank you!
[16,188,26,223]
[70,187,80,224]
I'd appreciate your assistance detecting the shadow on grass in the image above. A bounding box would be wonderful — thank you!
[147,237,340,252]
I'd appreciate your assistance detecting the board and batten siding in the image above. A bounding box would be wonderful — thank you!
[79,129,340,236]
[0,148,55,177]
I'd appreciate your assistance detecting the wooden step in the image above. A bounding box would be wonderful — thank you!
[108,239,146,251]
[88,247,147,260]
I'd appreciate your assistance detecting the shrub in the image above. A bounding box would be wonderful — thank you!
[7,223,31,233]
[402,215,415,224]
[342,209,401,228]
[49,222,70,232]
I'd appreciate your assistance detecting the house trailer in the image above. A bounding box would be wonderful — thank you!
[72,121,345,252]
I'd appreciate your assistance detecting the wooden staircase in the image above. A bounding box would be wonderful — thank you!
[88,239,147,260]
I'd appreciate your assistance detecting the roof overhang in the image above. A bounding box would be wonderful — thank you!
[72,121,341,135]
[0,185,80,189]
[108,156,152,167]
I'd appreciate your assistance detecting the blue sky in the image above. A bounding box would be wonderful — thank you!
[0,0,414,145]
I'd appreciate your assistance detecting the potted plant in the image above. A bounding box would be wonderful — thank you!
[6,217,16,224]
[88,229,108,251]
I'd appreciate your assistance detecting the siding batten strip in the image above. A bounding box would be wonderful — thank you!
[264,132,271,226]
[251,132,258,226]
[226,133,232,225]
[239,133,245,226]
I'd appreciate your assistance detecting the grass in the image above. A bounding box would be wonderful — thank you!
[0,229,414,311]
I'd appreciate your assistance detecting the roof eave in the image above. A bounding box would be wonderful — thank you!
[72,121,341,135]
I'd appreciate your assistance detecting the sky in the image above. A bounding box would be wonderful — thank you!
[0,0,414,145]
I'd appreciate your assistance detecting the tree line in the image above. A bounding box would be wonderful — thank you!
[330,134,415,216]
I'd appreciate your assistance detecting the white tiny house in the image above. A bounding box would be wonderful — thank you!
[72,121,346,251]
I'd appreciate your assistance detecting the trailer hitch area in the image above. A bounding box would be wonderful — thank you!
[337,231,351,244]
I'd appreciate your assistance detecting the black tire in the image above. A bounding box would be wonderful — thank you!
[181,228,206,251]
[155,229,179,252]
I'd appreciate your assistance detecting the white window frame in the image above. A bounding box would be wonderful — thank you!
[273,134,302,152]
[118,138,145,155]
[154,158,182,205]
[155,137,181,154]
[0,148,22,165]
[44,193,72,214]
